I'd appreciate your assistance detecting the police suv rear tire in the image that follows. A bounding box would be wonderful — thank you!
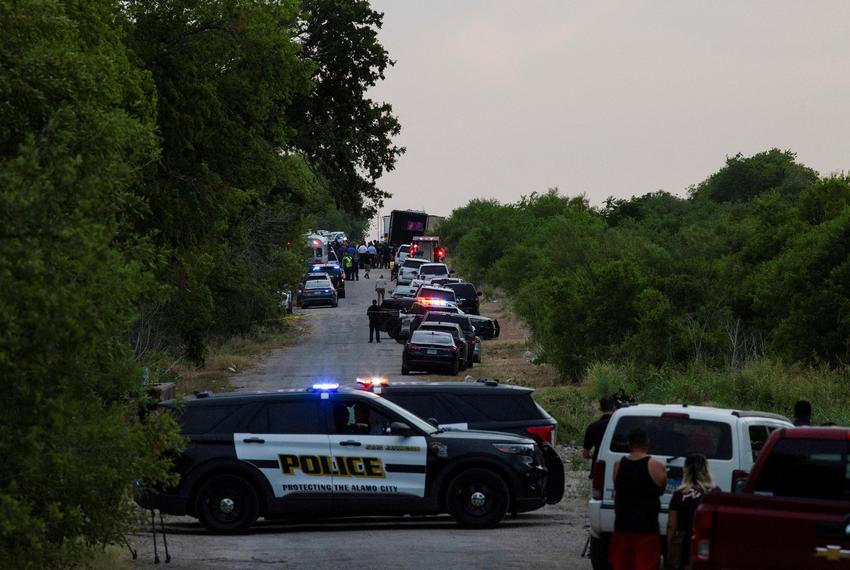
[446,468,509,528]
[195,474,259,532]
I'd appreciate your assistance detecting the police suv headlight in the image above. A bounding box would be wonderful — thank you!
[492,443,535,456]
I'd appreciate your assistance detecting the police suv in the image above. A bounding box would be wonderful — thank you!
[142,384,551,531]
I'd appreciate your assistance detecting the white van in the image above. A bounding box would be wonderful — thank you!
[306,233,329,265]
[587,404,791,569]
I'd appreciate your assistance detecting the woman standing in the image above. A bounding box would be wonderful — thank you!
[666,454,715,570]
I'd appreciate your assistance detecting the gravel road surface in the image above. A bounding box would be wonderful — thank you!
[126,275,593,569]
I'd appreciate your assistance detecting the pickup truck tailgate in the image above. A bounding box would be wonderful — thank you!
[697,492,850,569]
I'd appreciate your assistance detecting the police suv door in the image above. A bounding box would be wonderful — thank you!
[234,397,333,510]
[327,397,427,501]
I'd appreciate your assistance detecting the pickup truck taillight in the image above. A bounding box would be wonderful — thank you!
[692,507,714,562]
[591,460,605,500]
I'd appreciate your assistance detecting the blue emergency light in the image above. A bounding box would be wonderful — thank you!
[311,382,339,391]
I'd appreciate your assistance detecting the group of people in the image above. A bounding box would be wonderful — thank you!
[582,396,818,570]
[583,396,715,570]
[333,239,394,282]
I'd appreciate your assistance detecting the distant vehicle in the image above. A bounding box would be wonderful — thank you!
[430,277,464,287]
[415,263,450,284]
[446,282,480,315]
[353,379,564,504]
[327,248,339,264]
[691,427,850,570]
[414,311,478,368]
[398,258,428,285]
[416,322,469,371]
[402,330,460,375]
[388,210,429,248]
[465,312,500,340]
[296,273,333,306]
[410,236,446,263]
[325,231,347,243]
[300,278,338,308]
[309,263,346,299]
[394,244,411,268]
[306,233,329,265]
[587,404,792,570]
[415,285,457,304]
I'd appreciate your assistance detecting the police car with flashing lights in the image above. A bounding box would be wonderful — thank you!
[141,384,551,531]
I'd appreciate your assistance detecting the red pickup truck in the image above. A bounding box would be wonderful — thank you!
[692,427,850,569]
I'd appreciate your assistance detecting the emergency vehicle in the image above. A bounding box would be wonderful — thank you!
[141,385,551,531]
[410,236,446,263]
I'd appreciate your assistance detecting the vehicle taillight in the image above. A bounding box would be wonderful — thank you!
[591,460,605,500]
[526,425,556,445]
[406,344,420,350]
[692,507,713,562]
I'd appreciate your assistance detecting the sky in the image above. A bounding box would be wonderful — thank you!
[367,0,850,225]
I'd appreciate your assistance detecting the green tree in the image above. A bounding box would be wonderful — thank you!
[0,1,181,566]
[289,0,405,214]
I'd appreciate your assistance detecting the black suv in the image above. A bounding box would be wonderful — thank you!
[446,283,480,315]
[141,386,551,531]
[356,379,564,505]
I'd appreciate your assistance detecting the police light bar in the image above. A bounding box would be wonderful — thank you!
[420,298,447,306]
[356,377,389,388]
[310,383,339,391]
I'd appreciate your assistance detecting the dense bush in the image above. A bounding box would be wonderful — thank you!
[1,0,401,565]
[439,150,850,379]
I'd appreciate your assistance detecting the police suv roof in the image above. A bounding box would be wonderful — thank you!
[162,386,381,407]
[360,380,533,394]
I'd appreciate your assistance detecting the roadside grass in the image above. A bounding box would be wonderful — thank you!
[454,294,850,446]
[170,318,308,396]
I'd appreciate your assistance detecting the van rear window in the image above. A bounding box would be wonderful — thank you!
[609,416,733,460]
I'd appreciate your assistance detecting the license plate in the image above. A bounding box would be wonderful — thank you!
[665,478,681,494]
[427,349,437,355]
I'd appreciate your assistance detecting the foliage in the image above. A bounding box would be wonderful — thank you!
[289,0,405,215]
[440,150,850,380]
[1,0,401,565]
[0,1,183,566]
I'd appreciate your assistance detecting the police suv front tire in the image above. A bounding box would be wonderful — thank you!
[195,474,259,532]
[446,468,509,528]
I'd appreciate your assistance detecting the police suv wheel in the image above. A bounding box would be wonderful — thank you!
[195,474,259,532]
[446,468,509,528]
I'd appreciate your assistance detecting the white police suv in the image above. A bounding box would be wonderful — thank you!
[140,384,551,531]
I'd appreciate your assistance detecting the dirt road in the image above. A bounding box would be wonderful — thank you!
[126,275,593,569]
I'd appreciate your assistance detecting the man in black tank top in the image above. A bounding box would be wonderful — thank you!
[610,428,667,570]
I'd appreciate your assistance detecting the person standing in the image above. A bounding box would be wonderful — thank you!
[352,248,360,281]
[793,400,812,426]
[665,454,715,570]
[367,300,381,343]
[342,253,353,280]
[583,395,617,478]
[375,274,387,303]
[610,428,667,570]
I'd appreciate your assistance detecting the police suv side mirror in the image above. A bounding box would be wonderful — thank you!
[390,421,413,436]
[733,477,748,494]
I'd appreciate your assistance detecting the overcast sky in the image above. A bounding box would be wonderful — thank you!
[367,0,850,223]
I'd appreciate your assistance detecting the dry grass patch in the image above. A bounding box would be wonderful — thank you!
[173,318,308,396]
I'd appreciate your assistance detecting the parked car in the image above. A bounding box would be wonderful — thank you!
[416,263,450,284]
[691,426,850,570]
[415,285,457,304]
[402,330,460,375]
[446,282,480,314]
[139,385,552,530]
[587,404,792,570]
[465,312,500,340]
[296,274,334,306]
[416,322,469,370]
[309,263,345,298]
[300,278,338,308]
[394,243,411,267]
[353,378,564,504]
[397,258,428,285]
[416,312,479,368]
